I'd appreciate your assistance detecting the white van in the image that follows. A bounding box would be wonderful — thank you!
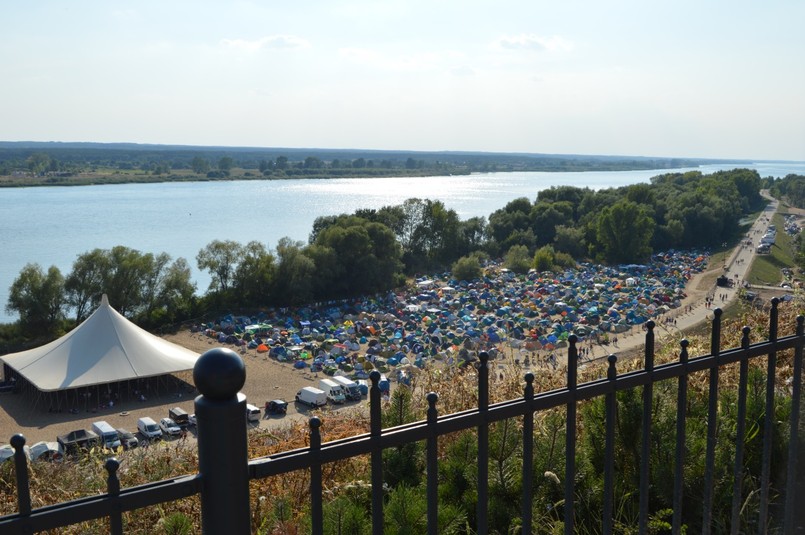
[91,421,121,450]
[331,375,362,400]
[137,417,163,440]
[296,386,327,408]
[319,378,346,404]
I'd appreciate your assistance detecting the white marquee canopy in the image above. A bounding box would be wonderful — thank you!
[0,295,199,392]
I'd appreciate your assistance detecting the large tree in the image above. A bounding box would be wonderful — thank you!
[103,246,153,317]
[272,238,316,306]
[232,241,276,306]
[196,239,243,294]
[65,248,109,321]
[6,263,66,331]
[596,200,654,263]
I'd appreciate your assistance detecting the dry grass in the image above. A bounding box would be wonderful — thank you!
[2,297,802,533]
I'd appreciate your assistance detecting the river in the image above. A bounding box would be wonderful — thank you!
[1,161,804,324]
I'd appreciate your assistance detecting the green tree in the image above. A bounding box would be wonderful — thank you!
[312,217,403,297]
[530,201,573,247]
[382,387,422,488]
[504,244,532,274]
[533,246,555,272]
[155,257,196,321]
[272,238,316,305]
[553,225,587,259]
[6,263,66,331]
[196,239,243,294]
[26,153,51,176]
[65,249,108,321]
[191,156,210,174]
[323,495,370,535]
[218,156,235,174]
[596,200,654,263]
[104,246,153,317]
[452,255,482,281]
[232,241,276,306]
[304,156,323,169]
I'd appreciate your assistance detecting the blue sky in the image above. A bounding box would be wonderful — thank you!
[2,1,804,160]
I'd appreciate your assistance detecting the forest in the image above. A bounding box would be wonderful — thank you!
[0,141,711,186]
[2,168,766,349]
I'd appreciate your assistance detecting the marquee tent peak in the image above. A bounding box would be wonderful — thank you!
[0,297,199,392]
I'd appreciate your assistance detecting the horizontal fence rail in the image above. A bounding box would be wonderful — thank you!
[1,302,803,534]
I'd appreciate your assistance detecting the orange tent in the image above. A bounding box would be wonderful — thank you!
[257,344,269,353]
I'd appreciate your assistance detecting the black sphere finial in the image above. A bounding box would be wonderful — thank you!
[10,434,26,449]
[193,347,246,400]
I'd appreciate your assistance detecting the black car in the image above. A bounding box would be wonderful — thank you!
[116,428,139,449]
[265,399,288,415]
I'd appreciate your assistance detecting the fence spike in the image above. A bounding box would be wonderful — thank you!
[11,434,31,516]
[105,458,123,535]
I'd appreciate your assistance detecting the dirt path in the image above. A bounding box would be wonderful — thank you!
[580,194,780,362]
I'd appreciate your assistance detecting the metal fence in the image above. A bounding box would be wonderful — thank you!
[1,301,803,534]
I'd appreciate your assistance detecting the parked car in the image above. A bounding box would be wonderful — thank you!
[188,413,197,426]
[159,417,183,437]
[137,417,163,440]
[116,428,139,450]
[0,444,23,463]
[265,399,288,415]
[29,441,63,462]
[57,429,100,454]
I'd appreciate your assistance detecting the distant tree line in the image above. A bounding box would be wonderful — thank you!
[0,142,712,184]
[3,169,763,344]
[768,173,805,208]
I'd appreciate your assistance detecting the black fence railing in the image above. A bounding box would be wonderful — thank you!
[1,301,803,534]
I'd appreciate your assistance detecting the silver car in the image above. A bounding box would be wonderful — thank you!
[159,418,182,437]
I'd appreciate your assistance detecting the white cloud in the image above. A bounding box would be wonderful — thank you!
[339,47,445,72]
[494,34,573,53]
[220,35,311,51]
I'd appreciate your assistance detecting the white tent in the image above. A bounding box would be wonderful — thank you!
[0,295,199,392]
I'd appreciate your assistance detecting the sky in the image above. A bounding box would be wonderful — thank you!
[2,1,804,161]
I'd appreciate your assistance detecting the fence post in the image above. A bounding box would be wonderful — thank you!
[193,348,250,535]
[11,434,31,517]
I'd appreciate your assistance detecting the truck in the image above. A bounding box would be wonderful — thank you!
[168,407,190,428]
[91,421,121,450]
[331,375,362,400]
[319,378,346,404]
[296,386,327,408]
[57,429,100,454]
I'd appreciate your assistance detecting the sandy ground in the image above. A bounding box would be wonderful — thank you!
[0,330,341,447]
